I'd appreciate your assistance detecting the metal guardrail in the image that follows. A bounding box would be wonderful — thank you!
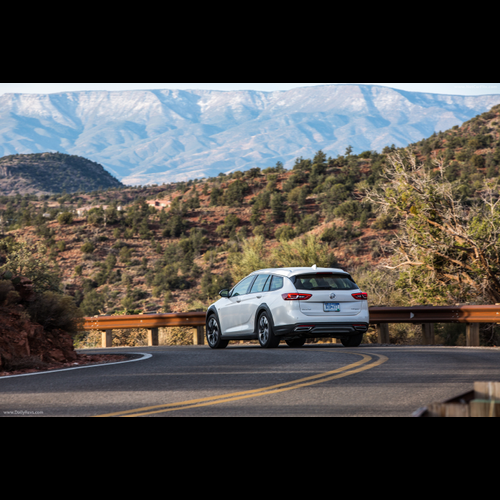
[369,305,500,346]
[83,312,206,348]
[83,312,205,330]
[369,305,500,324]
[83,305,500,348]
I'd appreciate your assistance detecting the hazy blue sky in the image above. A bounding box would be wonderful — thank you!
[1,83,499,96]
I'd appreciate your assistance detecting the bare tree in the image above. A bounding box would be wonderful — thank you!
[364,148,500,304]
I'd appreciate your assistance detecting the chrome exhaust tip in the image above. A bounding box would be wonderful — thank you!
[294,325,313,332]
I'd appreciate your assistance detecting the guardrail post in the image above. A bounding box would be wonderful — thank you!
[193,325,205,346]
[422,324,435,345]
[148,328,159,346]
[102,330,113,348]
[466,323,480,346]
[377,323,390,344]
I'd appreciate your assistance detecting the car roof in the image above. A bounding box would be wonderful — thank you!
[249,267,348,278]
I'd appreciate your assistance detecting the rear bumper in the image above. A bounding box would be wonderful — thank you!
[274,322,369,339]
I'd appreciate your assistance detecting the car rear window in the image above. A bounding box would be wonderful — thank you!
[269,275,284,291]
[292,274,358,290]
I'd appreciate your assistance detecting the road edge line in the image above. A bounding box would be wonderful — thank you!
[0,353,153,380]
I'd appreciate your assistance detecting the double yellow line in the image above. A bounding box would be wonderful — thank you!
[95,351,387,417]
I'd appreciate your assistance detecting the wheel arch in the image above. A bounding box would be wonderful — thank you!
[254,303,276,334]
[206,305,220,326]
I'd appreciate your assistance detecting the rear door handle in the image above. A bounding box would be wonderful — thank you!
[257,295,262,299]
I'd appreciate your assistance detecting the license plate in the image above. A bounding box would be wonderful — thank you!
[324,302,341,312]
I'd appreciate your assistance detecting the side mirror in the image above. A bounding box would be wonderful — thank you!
[219,289,230,298]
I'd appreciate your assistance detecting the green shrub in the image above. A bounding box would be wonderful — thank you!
[93,269,109,286]
[200,269,232,300]
[275,225,296,241]
[119,246,133,263]
[285,207,296,225]
[215,213,240,238]
[81,241,95,254]
[272,234,337,268]
[252,191,271,210]
[321,227,339,243]
[470,155,485,168]
[223,179,249,206]
[228,235,272,282]
[1,242,61,293]
[253,225,271,238]
[27,291,83,335]
[87,207,104,225]
[79,289,106,316]
[333,200,368,221]
[229,234,337,282]
[57,211,74,225]
[371,214,393,230]
[210,187,223,206]
[0,280,20,306]
[105,254,117,271]
[287,186,308,206]
[162,214,186,237]
[270,192,285,222]
[295,213,319,234]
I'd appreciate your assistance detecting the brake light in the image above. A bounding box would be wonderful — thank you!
[351,292,368,300]
[282,293,313,301]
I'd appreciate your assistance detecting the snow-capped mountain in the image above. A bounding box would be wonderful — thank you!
[1,84,500,185]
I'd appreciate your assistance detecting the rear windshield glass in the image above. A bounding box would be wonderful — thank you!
[292,274,358,291]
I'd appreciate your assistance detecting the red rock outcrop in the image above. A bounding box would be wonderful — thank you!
[0,307,77,372]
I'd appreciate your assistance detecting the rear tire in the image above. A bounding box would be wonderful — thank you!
[206,315,229,349]
[341,333,363,347]
[258,312,280,348]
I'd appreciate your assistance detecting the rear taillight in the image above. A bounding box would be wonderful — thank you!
[351,292,368,300]
[282,293,313,301]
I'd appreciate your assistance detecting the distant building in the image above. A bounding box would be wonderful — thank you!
[146,199,171,210]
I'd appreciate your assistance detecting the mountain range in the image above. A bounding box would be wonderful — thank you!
[1,84,500,185]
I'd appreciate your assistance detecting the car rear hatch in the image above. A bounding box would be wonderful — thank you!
[298,290,364,316]
[291,272,365,317]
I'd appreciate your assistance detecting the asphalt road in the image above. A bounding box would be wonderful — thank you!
[1,344,499,417]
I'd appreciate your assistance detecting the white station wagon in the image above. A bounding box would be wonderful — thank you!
[206,266,369,349]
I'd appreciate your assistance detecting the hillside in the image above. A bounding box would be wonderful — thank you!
[0,153,124,196]
[409,104,500,183]
[0,155,389,317]
[1,86,500,184]
[1,104,500,347]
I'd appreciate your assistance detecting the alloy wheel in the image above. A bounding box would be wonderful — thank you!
[207,317,219,346]
[258,314,270,345]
